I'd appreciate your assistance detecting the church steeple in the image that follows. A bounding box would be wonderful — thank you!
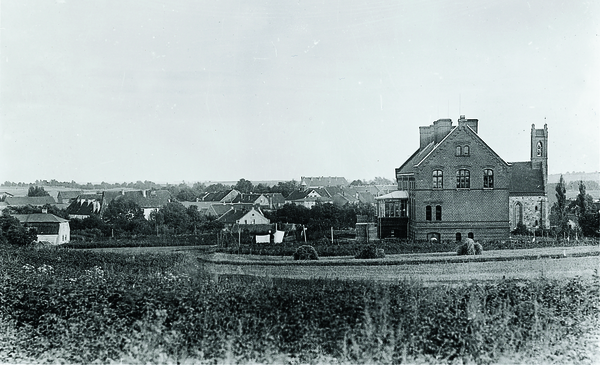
[531,123,548,186]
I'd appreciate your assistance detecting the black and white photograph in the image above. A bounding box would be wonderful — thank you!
[1,1,599,364]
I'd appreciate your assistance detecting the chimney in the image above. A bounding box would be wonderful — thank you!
[458,115,478,133]
[433,119,453,143]
[419,126,433,149]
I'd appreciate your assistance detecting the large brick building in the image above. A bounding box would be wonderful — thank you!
[378,115,548,241]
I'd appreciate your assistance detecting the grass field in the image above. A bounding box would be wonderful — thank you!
[1,245,599,364]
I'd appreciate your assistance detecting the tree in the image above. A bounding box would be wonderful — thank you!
[574,181,600,237]
[369,177,394,185]
[350,179,364,186]
[156,201,191,234]
[206,183,230,193]
[271,180,299,198]
[550,175,569,237]
[27,186,50,197]
[103,199,149,236]
[234,178,254,194]
[0,214,37,245]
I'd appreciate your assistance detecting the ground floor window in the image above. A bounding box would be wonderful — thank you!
[468,232,474,239]
[456,232,462,241]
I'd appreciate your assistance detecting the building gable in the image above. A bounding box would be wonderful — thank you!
[416,125,509,170]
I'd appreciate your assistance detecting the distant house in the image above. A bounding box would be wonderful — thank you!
[285,188,333,208]
[5,196,57,208]
[217,207,270,226]
[66,193,104,219]
[332,193,358,207]
[56,190,84,204]
[263,193,286,209]
[300,176,348,188]
[232,193,270,207]
[13,213,70,245]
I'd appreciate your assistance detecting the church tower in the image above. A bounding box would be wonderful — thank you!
[531,123,548,186]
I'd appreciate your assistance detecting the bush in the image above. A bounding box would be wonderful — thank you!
[355,244,385,259]
[457,238,482,256]
[293,245,319,260]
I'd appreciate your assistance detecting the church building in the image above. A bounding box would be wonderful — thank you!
[377,115,548,241]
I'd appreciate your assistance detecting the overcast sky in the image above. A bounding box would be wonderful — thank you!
[1,0,598,184]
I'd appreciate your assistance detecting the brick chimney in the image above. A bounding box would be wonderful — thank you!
[419,125,433,149]
[433,119,453,143]
[457,115,478,133]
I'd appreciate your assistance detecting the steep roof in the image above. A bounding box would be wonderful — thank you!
[509,162,546,196]
[375,191,409,200]
[13,213,69,224]
[201,189,238,202]
[232,193,263,204]
[397,125,509,174]
[217,207,267,224]
[5,196,56,206]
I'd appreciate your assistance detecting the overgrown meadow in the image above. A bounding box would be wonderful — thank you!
[1,246,599,364]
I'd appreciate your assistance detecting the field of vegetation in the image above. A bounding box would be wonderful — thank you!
[1,245,599,364]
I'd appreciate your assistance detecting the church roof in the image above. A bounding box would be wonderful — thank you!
[509,162,546,196]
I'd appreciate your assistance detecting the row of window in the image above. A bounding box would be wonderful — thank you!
[425,205,441,221]
[432,169,494,189]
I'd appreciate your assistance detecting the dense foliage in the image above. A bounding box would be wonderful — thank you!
[26,186,50,197]
[0,214,37,246]
[1,247,598,364]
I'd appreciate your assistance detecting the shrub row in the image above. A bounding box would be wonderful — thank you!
[217,236,599,257]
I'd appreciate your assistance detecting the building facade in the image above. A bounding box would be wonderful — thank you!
[384,116,548,241]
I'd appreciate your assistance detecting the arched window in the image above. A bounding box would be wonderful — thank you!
[468,232,474,239]
[432,170,443,189]
[456,232,462,242]
[425,205,432,221]
[484,169,494,188]
[455,146,462,156]
[536,141,543,156]
[463,145,470,156]
[456,169,470,188]
[514,202,523,225]
[435,205,442,221]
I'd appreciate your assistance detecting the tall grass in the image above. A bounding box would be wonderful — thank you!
[1,245,598,364]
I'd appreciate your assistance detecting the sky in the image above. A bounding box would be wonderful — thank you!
[1,0,598,184]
